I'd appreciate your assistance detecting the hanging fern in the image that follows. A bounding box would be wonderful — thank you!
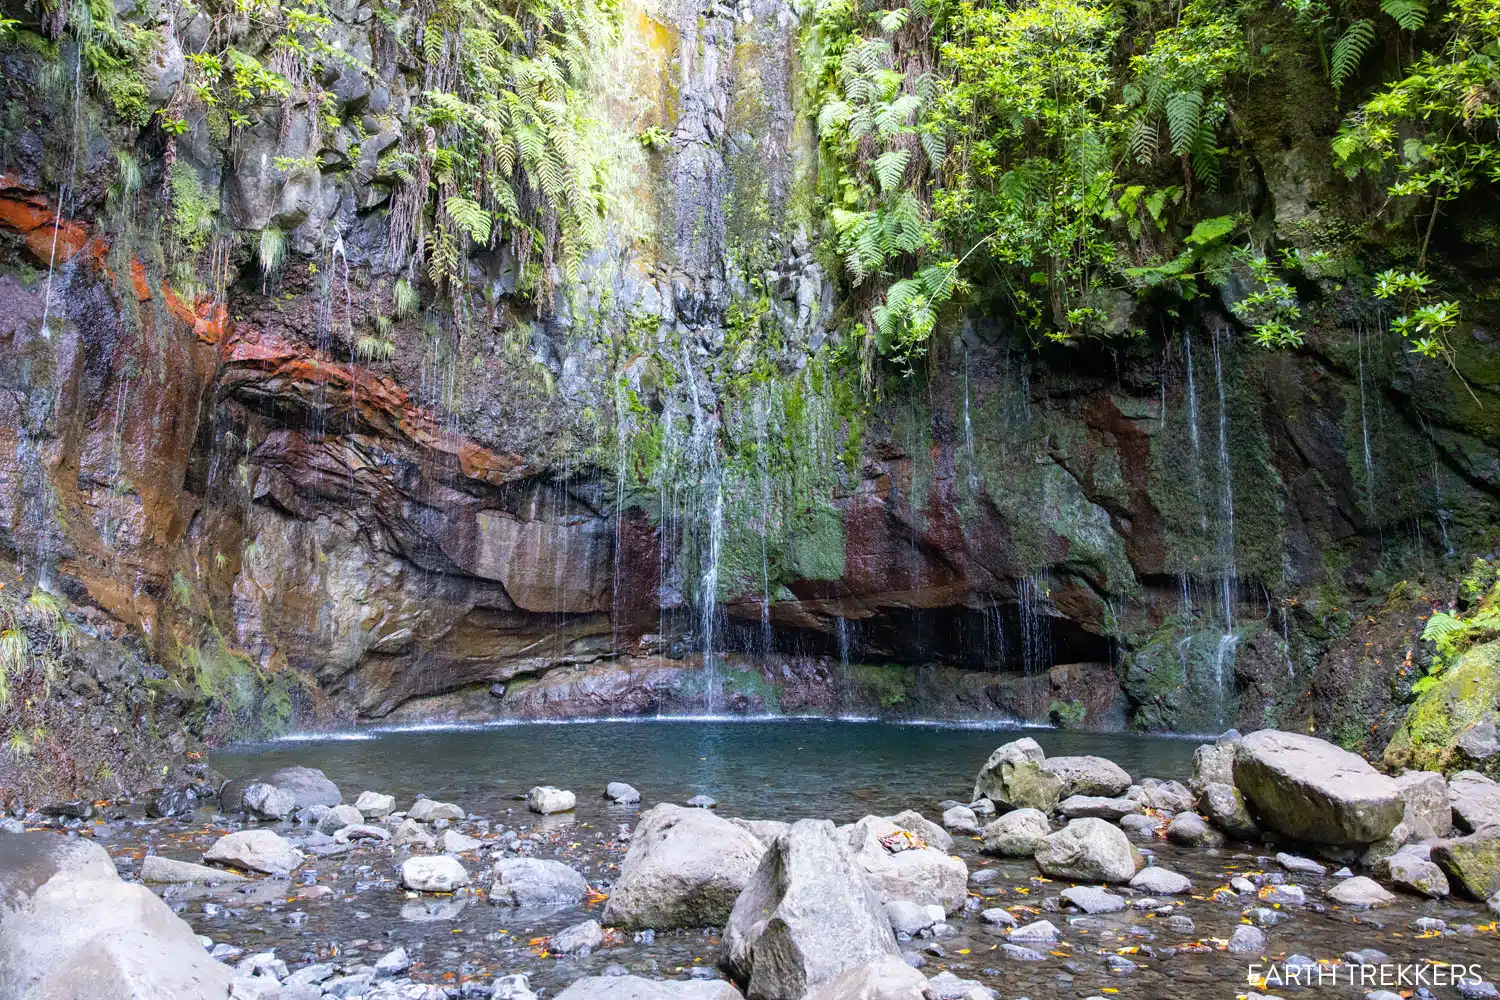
[872,148,911,193]
[1165,89,1205,156]
[1380,0,1428,30]
[1422,610,1467,643]
[1331,19,1375,90]
[445,196,493,245]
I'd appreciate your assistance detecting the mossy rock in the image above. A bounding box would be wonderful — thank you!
[1433,830,1500,900]
[1384,639,1500,778]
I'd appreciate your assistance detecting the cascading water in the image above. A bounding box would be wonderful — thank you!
[1018,572,1052,675]
[1208,324,1238,714]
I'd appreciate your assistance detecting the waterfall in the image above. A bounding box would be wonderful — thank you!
[1018,572,1052,675]
[699,473,724,712]
[1356,326,1377,518]
[1184,332,1206,531]
[754,391,773,656]
[836,616,851,716]
[962,349,978,493]
[1209,325,1238,711]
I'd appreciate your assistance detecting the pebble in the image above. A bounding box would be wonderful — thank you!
[1227,924,1267,954]
[1276,852,1327,876]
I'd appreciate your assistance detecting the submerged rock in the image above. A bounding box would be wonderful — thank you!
[400,855,470,892]
[489,858,589,907]
[141,856,249,885]
[722,819,898,999]
[553,919,605,955]
[527,786,577,814]
[1233,730,1403,844]
[603,804,766,929]
[607,782,642,804]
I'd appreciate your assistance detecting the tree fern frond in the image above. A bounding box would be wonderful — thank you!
[873,149,912,192]
[1165,89,1204,156]
[1331,19,1375,90]
[1380,0,1427,30]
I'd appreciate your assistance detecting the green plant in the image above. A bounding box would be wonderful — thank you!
[258,227,287,282]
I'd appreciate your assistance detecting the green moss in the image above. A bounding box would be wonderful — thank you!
[169,163,218,256]
[184,639,294,740]
[1384,639,1500,777]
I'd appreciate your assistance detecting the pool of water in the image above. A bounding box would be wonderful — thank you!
[213,718,1204,822]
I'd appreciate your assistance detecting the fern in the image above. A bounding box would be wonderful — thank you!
[1422,610,1467,643]
[1331,19,1375,90]
[1380,0,1427,30]
[1165,89,1204,156]
[393,277,419,319]
[445,196,493,245]
[872,149,912,192]
[258,227,286,279]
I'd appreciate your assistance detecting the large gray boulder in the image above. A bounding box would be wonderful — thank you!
[980,809,1049,856]
[602,804,767,929]
[971,738,1062,812]
[220,766,341,812]
[489,859,589,907]
[1450,771,1500,832]
[1200,782,1259,840]
[803,956,928,1000]
[1033,818,1140,883]
[844,816,967,912]
[1432,827,1500,900]
[886,810,952,852]
[0,833,236,999]
[1394,771,1452,840]
[400,856,470,892]
[1233,730,1403,844]
[1190,733,1241,793]
[722,820,898,1000]
[554,977,744,1000]
[1041,756,1132,797]
[203,829,303,876]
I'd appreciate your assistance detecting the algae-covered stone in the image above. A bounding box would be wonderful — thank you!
[971,744,1063,813]
[1234,730,1403,844]
[1383,641,1500,778]
[1432,829,1500,900]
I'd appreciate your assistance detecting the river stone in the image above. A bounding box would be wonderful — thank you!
[1034,818,1140,883]
[243,782,296,820]
[607,782,642,804]
[802,955,927,1000]
[924,971,995,1000]
[489,858,589,907]
[723,819,898,999]
[392,818,436,849]
[527,786,577,814]
[267,766,341,808]
[554,976,743,1000]
[731,819,793,847]
[440,830,483,853]
[1233,730,1403,844]
[1227,924,1268,955]
[1191,735,1240,793]
[1057,795,1140,820]
[1395,771,1453,840]
[883,900,943,936]
[1041,756,1132,797]
[408,798,465,823]
[980,809,1049,856]
[0,833,237,999]
[845,816,968,912]
[1384,853,1450,898]
[603,804,766,929]
[1200,782,1259,840]
[334,823,390,844]
[400,855,470,892]
[1277,853,1327,876]
[1165,812,1224,848]
[316,804,363,834]
[1059,886,1125,913]
[941,805,979,834]
[204,830,303,876]
[1119,813,1163,839]
[971,739,1060,811]
[887,810,953,852]
[141,856,248,885]
[1433,828,1500,899]
[553,919,604,954]
[1450,771,1500,832]
[1008,919,1060,943]
[1326,875,1396,907]
[1138,778,1196,813]
[354,791,395,819]
[1129,867,1191,895]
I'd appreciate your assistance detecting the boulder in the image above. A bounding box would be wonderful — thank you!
[354,791,395,819]
[440,830,483,853]
[886,810,953,852]
[802,956,927,1000]
[1057,795,1140,821]
[489,858,589,907]
[316,804,364,834]
[1165,812,1225,848]
[1191,734,1240,793]
[392,818,436,849]
[607,782,642,804]
[1119,813,1163,839]
[1433,828,1500,900]
[722,819,898,999]
[527,786,577,814]
[408,799,465,823]
[602,804,766,929]
[334,824,390,844]
[1233,730,1403,844]
[1138,778,1195,813]
[1058,885,1124,913]
[1450,771,1500,832]
[1394,771,1452,840]
[555,978,743,1000]
[141,856,248,885]
[971,739,1061,812]
[400,856,470,892]
[941,805,979,834]
[844,816,967,912]
[731,819,792,847]
[1325,876,1396,907]
[1382,853,1450,898]
[243,783,296,820]
[553,919,604,955]
[1033,818,1139,883]
[980,809,1049,856]
[1129,867,1191,894]
[1040,756,1132,797]
[203,830,303,876]
[0,833,236,999]
[1200,782,1259,840]
[883,900,942,936]
[265,766,341,808]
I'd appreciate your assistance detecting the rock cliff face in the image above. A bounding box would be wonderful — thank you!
[2,0,1500,765]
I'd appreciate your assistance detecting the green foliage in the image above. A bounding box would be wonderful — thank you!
[258,226,287,281]
[1373,268,1461,362]
[1331,19,1376,90]
[169,163,218,257]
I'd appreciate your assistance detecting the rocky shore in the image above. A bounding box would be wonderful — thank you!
[3,728,1500,1000]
